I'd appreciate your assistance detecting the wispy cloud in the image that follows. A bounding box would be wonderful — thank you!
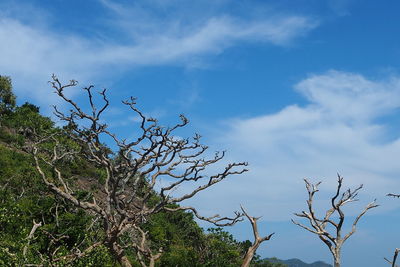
[0,0,317,108]
[188,70,400,221]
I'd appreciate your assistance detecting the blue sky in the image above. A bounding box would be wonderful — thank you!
[1,0,400,266]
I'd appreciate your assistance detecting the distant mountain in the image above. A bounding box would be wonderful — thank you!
[267,257,333,267]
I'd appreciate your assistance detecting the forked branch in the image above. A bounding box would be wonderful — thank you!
[292,174,378,267]
[240,206,274,267]
[31,75,248,267]
[23,220,42,258]
[385,248,400,267]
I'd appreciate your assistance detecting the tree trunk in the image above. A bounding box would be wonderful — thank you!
[108,239,133,267]
[120,255,133,267]
[149,258,156,267]
[241,246,258,267]
[333,249,341,267]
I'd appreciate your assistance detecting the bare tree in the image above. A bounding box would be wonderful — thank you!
[385,248,400,267]
[240,206,274,267]
[31,75,248,267]
[292,175,378,267]
[23,220,42,259]
[386,194,400,267]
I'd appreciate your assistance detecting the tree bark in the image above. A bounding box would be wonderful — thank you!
[292,176,377,267]
[33,76,247,266]
[240,206,273,267]
[241,246,258,267]
[23,220,42,258]
[333,249,341,267]
[108,240,132,267]
[149,258,156,267]
[119,255,133,267]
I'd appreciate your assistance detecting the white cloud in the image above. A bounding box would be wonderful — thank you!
[187,70,400,221]
[0,18,98,110]
[0,1,317,109]
[296,71,400,121]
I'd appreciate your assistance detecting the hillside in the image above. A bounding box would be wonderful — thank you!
[0,76,290,266]
[270,258,332,267]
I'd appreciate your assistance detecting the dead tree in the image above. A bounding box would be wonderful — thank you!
[23,220,42,259]
[240,206,274,267]
[385,248,400,267]
[386,194,400,267]
[292,175,378,267]
[31,75,248,267]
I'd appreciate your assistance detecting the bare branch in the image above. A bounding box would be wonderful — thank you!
[385,248,400,267]
[240,206,273,267]
[386,194,400,267]
[23,220,42,258]
[30,76,247,267]
[292,175,378,267]
[52,242,103,263]
[164,206,243,226]
[343,199,378,242]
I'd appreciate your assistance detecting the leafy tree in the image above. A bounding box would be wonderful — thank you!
[4,102,53,132]
[201,228,245,266]
[253,258,287,267]
[0,101,54,147]
[0,76,16,116]
[0,144,115,266]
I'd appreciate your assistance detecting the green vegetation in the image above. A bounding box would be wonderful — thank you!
[0,76,16,116]
[0,77,286,266]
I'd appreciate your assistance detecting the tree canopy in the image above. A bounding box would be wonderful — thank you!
[0,76,16,115]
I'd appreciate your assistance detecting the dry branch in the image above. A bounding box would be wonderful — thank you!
[240,206,274,267]
[292,174,378,267]
[385,248,400,267]
[386,192,400,267]
[23,220,42,258]
[31,75,248,266]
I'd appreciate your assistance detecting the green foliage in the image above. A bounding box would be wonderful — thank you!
[0,126,25,145]
[254,257,288,267]
[1,102,54,136]
[73,245,115,267]
[0,138,258,266]
[145,213,254,267]
[0,75,285,266]
[201,228,245,267]
[0,144,42,195]
[146,210,205,266]
[0,144,113,266]
[0,75,16,115]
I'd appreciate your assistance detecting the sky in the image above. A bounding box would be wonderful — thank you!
[1,0,400,266]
